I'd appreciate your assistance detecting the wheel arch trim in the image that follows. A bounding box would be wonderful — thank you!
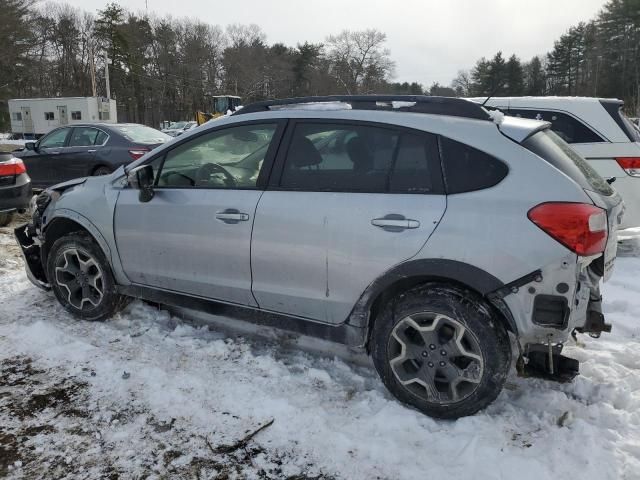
[43,209,112,264]
[346,258,518,344]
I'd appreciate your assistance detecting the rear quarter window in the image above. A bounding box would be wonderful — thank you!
[523,130,614,196]
[439,137,508,194]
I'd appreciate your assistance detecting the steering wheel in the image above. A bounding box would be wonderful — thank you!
[195,163,237,187]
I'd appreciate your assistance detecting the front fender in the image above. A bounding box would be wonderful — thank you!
[43,209,113,262]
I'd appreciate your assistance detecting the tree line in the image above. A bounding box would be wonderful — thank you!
[1,0,425,129]
[450,0,640,114]
[1,0,638,132]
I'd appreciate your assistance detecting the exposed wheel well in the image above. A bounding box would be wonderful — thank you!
[364,276,515,352]
[91,164,112,175]
[42,218,98,267]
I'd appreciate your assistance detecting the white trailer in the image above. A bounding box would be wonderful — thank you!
[8,97,117,138]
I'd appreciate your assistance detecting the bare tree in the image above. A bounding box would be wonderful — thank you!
[325,29,394,94]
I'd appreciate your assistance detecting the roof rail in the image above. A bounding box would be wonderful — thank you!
[233,95,491,121]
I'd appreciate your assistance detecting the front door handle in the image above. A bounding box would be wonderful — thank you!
[371,214,420,232]
[87,149,96,153]
[216,209,250,224]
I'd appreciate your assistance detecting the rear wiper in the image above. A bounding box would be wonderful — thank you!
[606,177,616,185]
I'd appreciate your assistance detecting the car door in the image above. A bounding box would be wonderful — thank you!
[62,126,106,181]
[21,127,71,188]
[113,120,285,306]
[251,121,447,324]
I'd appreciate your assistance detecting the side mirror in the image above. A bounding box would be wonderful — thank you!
[25,142,36,151]
[127,164,155,203]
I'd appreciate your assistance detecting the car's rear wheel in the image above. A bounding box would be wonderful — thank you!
[93,166,112,176]
[371,283,511,419]
[46,233,129,321]
[0,212,13,227]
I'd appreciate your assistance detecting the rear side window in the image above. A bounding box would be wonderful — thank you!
[523,130,614,196]
[508,109,604,144]
[389,133,441,193]
[440,137,508,194]
[279,123,443,194]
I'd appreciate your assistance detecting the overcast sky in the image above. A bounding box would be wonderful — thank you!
[63,0,607,87]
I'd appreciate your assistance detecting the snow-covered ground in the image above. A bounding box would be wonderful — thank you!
[1,220,639,480]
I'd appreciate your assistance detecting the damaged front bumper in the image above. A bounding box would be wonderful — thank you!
[14,222,50,290]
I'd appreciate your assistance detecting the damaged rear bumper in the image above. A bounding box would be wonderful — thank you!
[14,223,50,290]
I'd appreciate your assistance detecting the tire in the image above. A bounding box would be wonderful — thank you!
[371,283,511,419]
[0,212,13,227]
[46,233,129,321]
[93,166,112,176]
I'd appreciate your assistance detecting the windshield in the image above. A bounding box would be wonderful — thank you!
[524,130,614,196]
[114,125,171,144]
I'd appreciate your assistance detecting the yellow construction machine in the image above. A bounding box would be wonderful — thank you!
[196,95,242,125]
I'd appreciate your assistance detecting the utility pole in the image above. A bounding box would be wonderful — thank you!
[89,46,97,97]
[104,54,112,100]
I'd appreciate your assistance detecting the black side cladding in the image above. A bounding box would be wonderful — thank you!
[234,95,492,121]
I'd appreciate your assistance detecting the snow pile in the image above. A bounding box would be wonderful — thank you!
[269,102,352,111]
[1,225,640,479]
[488,109,506,124]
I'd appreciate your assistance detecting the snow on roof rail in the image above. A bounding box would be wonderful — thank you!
[234,95,491,121]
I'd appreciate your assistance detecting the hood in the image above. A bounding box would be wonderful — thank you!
[48,176,87,192]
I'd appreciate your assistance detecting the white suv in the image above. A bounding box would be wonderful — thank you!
[474,97,640,230]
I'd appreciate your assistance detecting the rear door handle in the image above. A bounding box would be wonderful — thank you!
[216,209,250,224]
[371,215,420,232]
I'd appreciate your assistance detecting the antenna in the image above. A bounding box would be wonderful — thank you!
[481,81,504,107]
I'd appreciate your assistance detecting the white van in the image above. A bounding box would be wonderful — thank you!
[472,97,640,230]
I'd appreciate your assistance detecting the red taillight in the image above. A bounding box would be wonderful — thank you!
[128,148,149,160]
[615,157,640,177]
[528,202,608,256]
[0,157,27,177]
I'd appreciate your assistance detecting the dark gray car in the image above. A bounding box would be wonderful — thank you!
[15,123,170,189]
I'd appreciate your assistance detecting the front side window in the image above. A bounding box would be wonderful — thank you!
[508,109,604,144]
[156,123,278,189]
[69,127,101,147]
[45,112,55,121]
[39,128,69,149]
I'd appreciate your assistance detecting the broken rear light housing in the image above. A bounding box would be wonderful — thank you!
[616,157,640,177]
[0,157,27,177]
[528,202,608,256]
[128,148,149,160]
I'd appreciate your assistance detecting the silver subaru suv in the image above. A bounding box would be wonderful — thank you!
[15,96,624,419]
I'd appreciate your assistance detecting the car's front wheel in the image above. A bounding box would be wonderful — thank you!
[371,283,511,419]
[46,233,128,321]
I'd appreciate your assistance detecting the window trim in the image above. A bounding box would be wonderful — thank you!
[506,107,608,144]
[68,126,110,148]
[268,118,445,195]
[144,119,287,191]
